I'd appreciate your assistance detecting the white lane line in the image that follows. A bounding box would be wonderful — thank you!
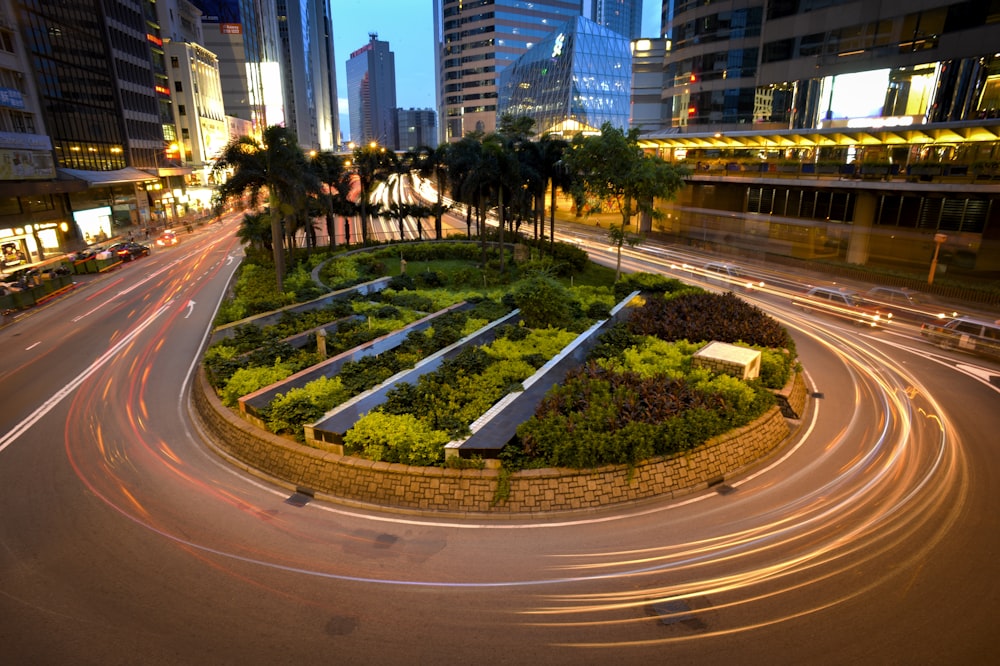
[0,302,172,454]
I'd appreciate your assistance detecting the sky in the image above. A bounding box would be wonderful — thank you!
[330,1,663,143]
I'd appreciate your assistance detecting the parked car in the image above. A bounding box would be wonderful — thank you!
[155,231,178,247]
[0,266,40,289]
[862,286,957,324]
[701,261,765,292]
[920,316,1000,361]
[108,241,150,261]
[792,285,893,327]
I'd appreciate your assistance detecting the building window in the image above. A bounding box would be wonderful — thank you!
[178,104,186,116]
[175,81,182,92]
[170,56,179,68]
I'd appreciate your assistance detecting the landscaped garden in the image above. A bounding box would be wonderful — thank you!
[202,238,798,480]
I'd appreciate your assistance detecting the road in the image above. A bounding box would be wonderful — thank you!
[1,213,999,663]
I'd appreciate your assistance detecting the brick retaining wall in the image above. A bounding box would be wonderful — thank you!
[192,366,795,515]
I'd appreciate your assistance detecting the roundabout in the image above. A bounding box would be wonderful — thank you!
[0,220,995,664]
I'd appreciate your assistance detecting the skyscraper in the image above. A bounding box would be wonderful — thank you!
[434,0,583,143]
[274,0,339,151]
[188,0,283,136]
[587,0,642,41]
[346,33,397,149]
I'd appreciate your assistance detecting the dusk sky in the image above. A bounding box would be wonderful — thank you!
[330,1,662,142]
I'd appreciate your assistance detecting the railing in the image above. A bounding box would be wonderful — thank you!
[688,161,1000,184]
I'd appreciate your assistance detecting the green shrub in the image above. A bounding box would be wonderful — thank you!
[754,347,793,389]
[509,276,574,329]
[266,376,350,439]
[613,272,689,299]
[344,411,449,465]
[597,337,701,379]
[516,361,775,469]
[221,364,294,407]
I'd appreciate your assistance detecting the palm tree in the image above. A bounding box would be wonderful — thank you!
[416,144,450,239]
[212,125,316,291]
[235,211,271,254]
[446,133,487,240]
[350,142,392,245]
[537,133,571,249]
[308,151,350,248]
[383,150,420,240]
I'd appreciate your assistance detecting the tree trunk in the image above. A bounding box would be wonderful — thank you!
[268,192,285,292]
[548,178,556,251]
[435,173,444,239]
[498,187,505,273]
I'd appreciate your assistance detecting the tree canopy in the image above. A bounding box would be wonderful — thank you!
[563,122,690,230]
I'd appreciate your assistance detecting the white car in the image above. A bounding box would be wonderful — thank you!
[702,261,764,292]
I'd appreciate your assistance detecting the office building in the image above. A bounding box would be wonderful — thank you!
[396,108,437,152]
[274,0,339,151]
[497,16,631,137]
[8,0,188,246]
[629,37,668,134]
[586,0,642,40]
[638,1,1000,276]
[346,33,397,149]
[434,0,583,143]
[188,0,283,136]
[661,0,999,131]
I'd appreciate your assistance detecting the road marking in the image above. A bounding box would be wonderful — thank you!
[0,302,171,454]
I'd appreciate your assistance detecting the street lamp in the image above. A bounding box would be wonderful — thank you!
[928,233,947,285]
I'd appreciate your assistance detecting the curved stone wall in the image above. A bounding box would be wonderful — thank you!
[192,366,801,515]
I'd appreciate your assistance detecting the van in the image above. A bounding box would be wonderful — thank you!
[920,316,1000,361]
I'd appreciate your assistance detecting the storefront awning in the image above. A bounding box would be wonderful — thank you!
[57,167,160,187]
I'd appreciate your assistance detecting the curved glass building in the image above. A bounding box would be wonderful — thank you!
[497,16,632,136]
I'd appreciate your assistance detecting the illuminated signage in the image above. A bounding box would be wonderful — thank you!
[845,115,916,129]
[0,88,25,110]
[146,33,163,47]
[220,23,242,35]
[551,33,565,58]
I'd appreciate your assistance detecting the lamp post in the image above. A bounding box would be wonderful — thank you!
[928,233,947,285]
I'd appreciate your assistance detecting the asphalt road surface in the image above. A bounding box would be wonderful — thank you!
[1,215,998,664]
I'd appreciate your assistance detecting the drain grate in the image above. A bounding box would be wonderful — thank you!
[651,599,695,625]
[714,483,736,495]
[285,487,314,507]
[811,391,824,399]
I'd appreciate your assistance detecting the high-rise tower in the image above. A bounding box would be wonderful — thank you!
[587,0,642,41]
[346,33,397,149]
[434,0,583,143]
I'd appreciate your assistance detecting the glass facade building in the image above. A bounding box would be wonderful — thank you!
[346,34,397,148]
[588,0,642,41]
[663,0,1000,131]
[434,0,583,142]
[497,16,631,136]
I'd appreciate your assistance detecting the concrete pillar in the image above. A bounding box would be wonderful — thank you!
[847,192,877,265]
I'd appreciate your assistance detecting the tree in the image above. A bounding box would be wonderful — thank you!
[350,142,393,245]
[563,122,689,233]
[212,126,317,291]
[446,133,488,240]
[415,144,450,239]
[537,133,571,249]
[308,150,351,248]
[607,223,642,282]
[235,211,271,254]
